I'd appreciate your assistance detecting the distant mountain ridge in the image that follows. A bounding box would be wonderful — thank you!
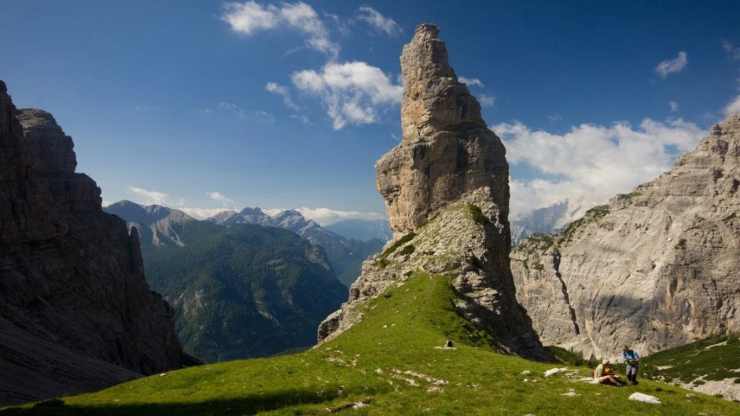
[106,201,347,362]
[208,207,386,286]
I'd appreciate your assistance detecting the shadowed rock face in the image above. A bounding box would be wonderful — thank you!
[511,113,740,360]
[377,24,509,235]
[319,26,547,360]
[0,81,190,405]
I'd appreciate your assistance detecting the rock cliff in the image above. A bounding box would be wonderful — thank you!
[0,81,190,405]
[318,25,546,360]
[377,24,509,235]
[511,113,740,360]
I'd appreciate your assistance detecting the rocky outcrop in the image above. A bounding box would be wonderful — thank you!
[0,81,190,405]
[377,24,509,235]
[511,113,740,360]
[318,25,546,360]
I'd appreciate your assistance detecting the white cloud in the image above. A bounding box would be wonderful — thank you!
[265,82,299,110]
[725,95,740,116]
[290,114,311,124]
[292,61,402,129]
[479,94,495,107]
[722,40,740,60]
[655,51,688,78]
[181,208,235,220]
[294,207,386,226]
[207,191,237,209]
[356,6,401,37]
[216,101,247,118]
[222,1,338,56]
[494,118,705,220]
[207,102,273,122]
[458,76,484,88]
[221,1,278,34]
[129,186,169,205]
[669,100,679,112]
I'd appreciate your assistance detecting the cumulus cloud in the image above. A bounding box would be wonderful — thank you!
[356,6,401,37]
[292,61,403,129]
[655,51,688,78]
[294,207,386,226]
[265,82,299,110]
[494,118,705,220]
[669,100,679,112]
[478,94,495,108]
[222,1,338,56]
[725,95,740,116]
[458,77,484,88]
[129,186,169,205]
[207,191,237,208]
[722,40,740,61]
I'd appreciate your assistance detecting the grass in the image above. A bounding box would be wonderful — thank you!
[640,335,740,385]
[464,204,489,225]
[2,275,738,415]
[560,204,610,243]
[546,346,595,368]
[375,232,416,268]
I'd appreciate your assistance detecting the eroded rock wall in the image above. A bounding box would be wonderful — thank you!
[0,81,190,404]
[511,114,740,360]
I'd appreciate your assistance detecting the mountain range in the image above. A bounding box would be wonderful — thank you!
[105,201,349,362]
[206,207,387,286]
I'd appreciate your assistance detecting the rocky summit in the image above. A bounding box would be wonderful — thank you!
[0,81,190,405]
[319,25,546,360]
[511,113,740,360]
[377,24,509,236]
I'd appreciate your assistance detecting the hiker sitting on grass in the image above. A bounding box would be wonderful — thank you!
[594,359,624,386]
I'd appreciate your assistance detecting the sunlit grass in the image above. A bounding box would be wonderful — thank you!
[3,274,737,415]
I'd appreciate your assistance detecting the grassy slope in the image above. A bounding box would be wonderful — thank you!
[2,275,737,415]
[640,335,740,385]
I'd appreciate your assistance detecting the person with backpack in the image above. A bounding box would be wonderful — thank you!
[623,345,640,385]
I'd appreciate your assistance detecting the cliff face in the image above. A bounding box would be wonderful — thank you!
[511,114,740,360]
[377,24,509,235]
[318,25,546,360]
[0,81,189,405]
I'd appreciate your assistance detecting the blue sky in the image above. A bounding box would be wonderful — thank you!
[4,1,740,223]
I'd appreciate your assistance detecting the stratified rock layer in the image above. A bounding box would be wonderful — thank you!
[511,113,740,360]
[0,81,190,405]
[377,24,509,235]
[319,26,547,360]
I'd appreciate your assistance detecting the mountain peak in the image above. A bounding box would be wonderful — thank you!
[378,25,508,234]
[320,26,546,360]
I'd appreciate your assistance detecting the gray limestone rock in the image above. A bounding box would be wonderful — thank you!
[511,113,740,360]
[0,81,192,405]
